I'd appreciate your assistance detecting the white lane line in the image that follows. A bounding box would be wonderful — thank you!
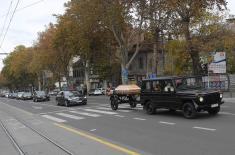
[42,115,67,123]
[193,126,216,131]
[56,113,84,120]
[32,106,42,110]
[220,112,235,116]
[84,109,118,115]
[69,111,100,117]
[90,129,96,132]
[114,115,125,118]
[159,121,176,125]
[97,107,131,112]
[133,117,146,121]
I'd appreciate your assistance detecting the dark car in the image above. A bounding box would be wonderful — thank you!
[33,91,50,102]
[56,91,87,107]
[22,92,33,100]
[140,76,224,118]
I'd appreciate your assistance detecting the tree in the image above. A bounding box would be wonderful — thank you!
[168,0,227,75]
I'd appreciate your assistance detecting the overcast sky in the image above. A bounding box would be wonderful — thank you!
[0,0,235,70]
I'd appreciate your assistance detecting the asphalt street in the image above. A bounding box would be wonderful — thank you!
[0,96,235,155]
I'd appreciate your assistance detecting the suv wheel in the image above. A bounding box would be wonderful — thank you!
[208,106,220,115]
[145,102,156,115]
[183,102,196,118]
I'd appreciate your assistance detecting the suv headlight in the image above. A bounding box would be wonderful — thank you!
[199,96,204,102]
[220,93,223,98]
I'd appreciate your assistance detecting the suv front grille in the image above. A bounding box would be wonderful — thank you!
[204,93,220,104]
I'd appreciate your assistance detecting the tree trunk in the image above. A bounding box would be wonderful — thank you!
[183,20,202,75]
[58,72,62,91]
[153,29,160,75]
[38,75,41,91]
[85,60,90,94]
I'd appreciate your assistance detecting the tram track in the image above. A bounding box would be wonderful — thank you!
[0,114,74,155]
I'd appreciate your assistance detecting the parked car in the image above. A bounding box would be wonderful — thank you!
[89,89,103,96]
[22,92,33,100]
[12,93,18,99]
[141,76,224,118]
[16,92,24,100]
[33,91,50,102]
[56,91,87,107]
[97,88,106,95]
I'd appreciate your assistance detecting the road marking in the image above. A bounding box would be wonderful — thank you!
[133,117,146,121]
[32,106,42,110]
[90,129,96,132]
[56,113,84,120]
[114,115,125,118]
[193,126,216,131]
[42,115,67,123]
[84,109,118,115]
[54,123,141,155]
[69,111,100,117]
[97,107,131,112]
[159,121,176,125]
[220,112,235,116]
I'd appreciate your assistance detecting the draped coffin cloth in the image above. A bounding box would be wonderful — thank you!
[114,84,141,95]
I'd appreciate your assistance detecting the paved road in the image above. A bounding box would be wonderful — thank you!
[0,96,235,155]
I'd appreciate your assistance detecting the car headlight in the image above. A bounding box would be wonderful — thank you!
[199,96,204,102]
[220,93,223,98]
[84,96,87,99]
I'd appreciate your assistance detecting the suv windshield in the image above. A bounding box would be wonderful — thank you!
[175,77,203,90]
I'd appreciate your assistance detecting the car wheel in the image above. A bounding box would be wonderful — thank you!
[208,106,220,115]
[83,102,87,105]
[65,100,69,107]
[110,97,118,110]
[145,102,156,115]
[182,102,196,119]
[35,98,38,102]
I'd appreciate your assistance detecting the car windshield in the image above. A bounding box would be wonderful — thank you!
[24,92,32,96]
[18,92,24,95]
[64,91,80,98]
[175,77,203,90]
[36,91,46,95]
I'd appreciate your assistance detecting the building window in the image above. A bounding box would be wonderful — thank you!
[139,57,143,69]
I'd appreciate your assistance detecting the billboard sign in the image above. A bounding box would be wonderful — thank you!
[208,52,226,73]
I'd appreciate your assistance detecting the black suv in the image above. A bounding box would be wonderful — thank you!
[141,76,224,118]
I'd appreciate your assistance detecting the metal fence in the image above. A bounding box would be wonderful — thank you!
[201,74,230,91]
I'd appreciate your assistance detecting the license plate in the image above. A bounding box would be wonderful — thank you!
[211,104,218,108]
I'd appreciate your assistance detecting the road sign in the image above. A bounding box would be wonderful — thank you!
[208,52,226,73]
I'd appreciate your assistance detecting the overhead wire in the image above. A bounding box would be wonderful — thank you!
[0,0,44,18]
[0,0,20,49]
[0,1,13,43]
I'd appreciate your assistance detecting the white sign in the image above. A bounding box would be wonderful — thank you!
[209,52,226,73]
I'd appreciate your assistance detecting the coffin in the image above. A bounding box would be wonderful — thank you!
[114,84,141,95]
